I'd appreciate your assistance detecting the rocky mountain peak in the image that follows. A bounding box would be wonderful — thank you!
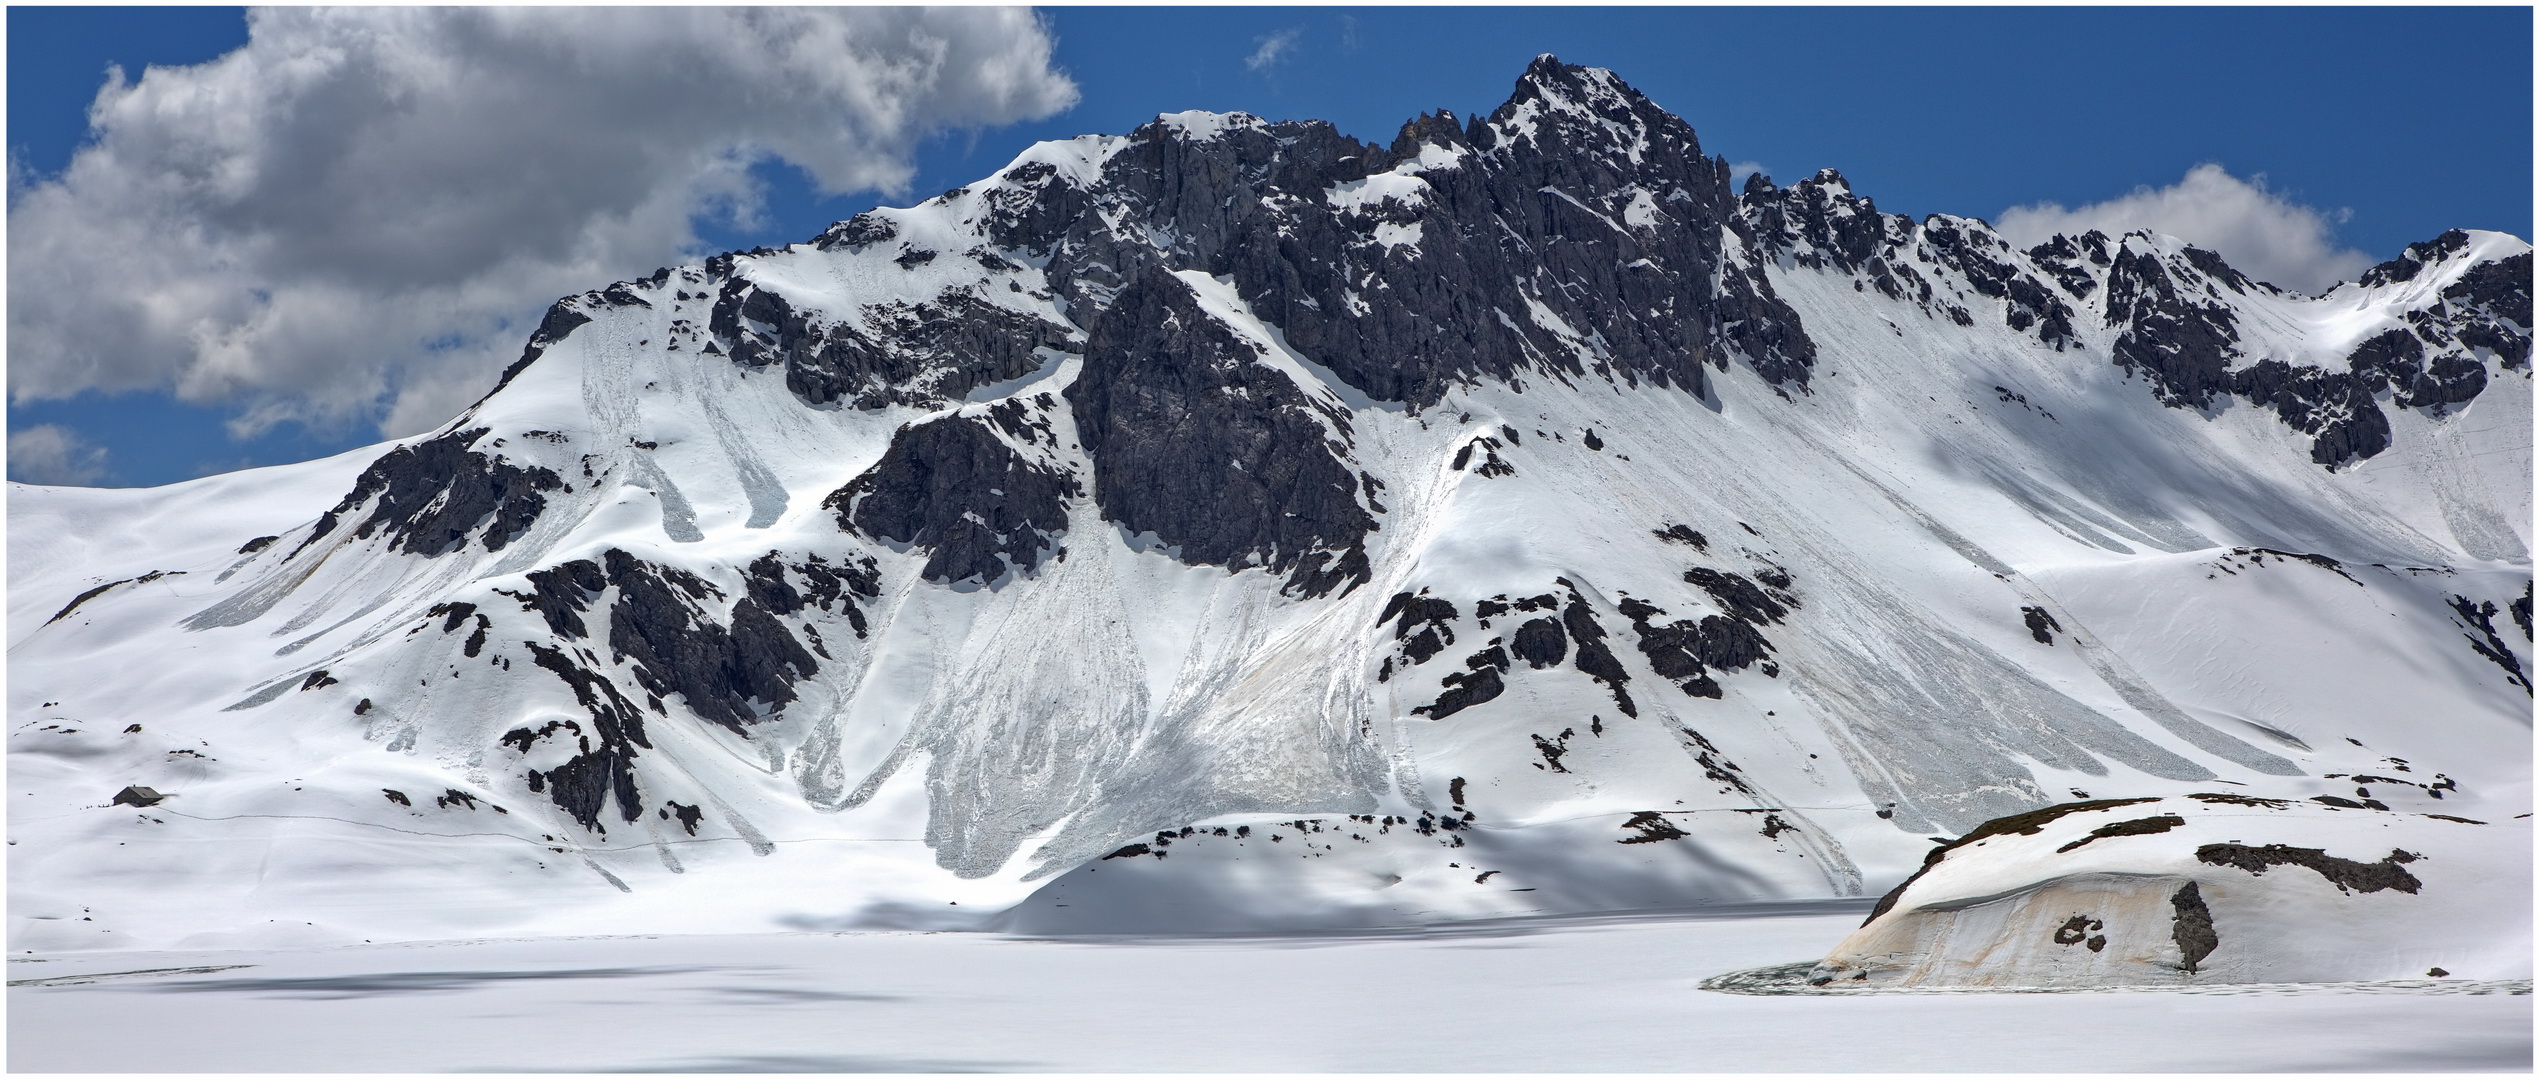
[2360,228,2476,289]
[1143,109,1275,145]
[1476,55,1709,176]
[9,58,2528,953]
[1499,53,1645,121]
[1388,109,1468,157]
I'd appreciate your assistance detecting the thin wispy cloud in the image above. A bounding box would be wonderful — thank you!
[1996,164,2373,294]
[1247,29,1300,73]
[8,8,1079,442]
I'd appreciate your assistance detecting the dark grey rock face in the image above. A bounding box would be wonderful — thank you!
[495,545,830,829]
[1007,56,1816,412]
[746,551,879,621]
[975,161,1098,256]
[751,551,881,639]
[1509,616,1568,668]
[1068,272,1377,597]
[2193,842,2424,895]
[1617,594,1775,701]
[1742,172,2075,350]
[825,409,1079,587]
[309,428,563,557]
[1682,566,1795,626]
[2439,251,2532,371]
[2026,231,2112,300]
[2449,593,2532,695]
[2089,230,2523,468]
[2022,605,2062,645]
[2104,247,2247,410]
[507,558,606,639]
[812,211,900,251]
[2170,881,2218,973]
[2347,328,2488,410]
[1920,218,2078,349]
[2446,250,2533,323]
[480,299,594,402]
[1414,645,1511,719]
[954,53,1855,597]
[1379,591,1461,670]
[1560,586,1637,717]
[2230,360,2390,467]
[601,548,819,735]
[2359,229,2475,287]
[1744,169,1896,275]
[706,271,1076,411]
[1599,566,1800,700]
[516,639,653,832]
[1763,191,2512,472]
[498,548,826,738]
[426,601,491,657]
[47,574,148,626]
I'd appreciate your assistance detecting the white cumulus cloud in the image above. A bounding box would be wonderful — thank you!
[8,425,112,486]
[1995,164,2373,294]
[8,7,1078,441]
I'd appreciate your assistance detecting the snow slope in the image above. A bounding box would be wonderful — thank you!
[10,57,2529,963]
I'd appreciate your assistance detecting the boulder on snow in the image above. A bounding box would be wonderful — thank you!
[1808,795,2531,988]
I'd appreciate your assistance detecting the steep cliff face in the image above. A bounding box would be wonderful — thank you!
[10,57,2530,952]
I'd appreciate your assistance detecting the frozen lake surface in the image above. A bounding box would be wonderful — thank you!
[9,902,2529,1072]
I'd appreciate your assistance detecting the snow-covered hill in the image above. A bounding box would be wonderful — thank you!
[1811,793,2529,987]
[11,57,2529,964]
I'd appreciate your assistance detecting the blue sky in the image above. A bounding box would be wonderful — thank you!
[9,6,2532,487]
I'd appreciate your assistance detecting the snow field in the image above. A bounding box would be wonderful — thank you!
[7,910,2528,1072]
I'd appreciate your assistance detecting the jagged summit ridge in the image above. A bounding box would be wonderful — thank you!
[8,58,2529,951]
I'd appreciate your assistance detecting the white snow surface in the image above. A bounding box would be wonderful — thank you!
[8,908,2528,1072]
[8,114,2531,973]
[1151,109,1264,145]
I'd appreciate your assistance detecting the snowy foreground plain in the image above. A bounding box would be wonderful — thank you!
[9,905,2530,1073]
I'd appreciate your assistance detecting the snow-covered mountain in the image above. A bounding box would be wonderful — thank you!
[12,57,2530,963]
